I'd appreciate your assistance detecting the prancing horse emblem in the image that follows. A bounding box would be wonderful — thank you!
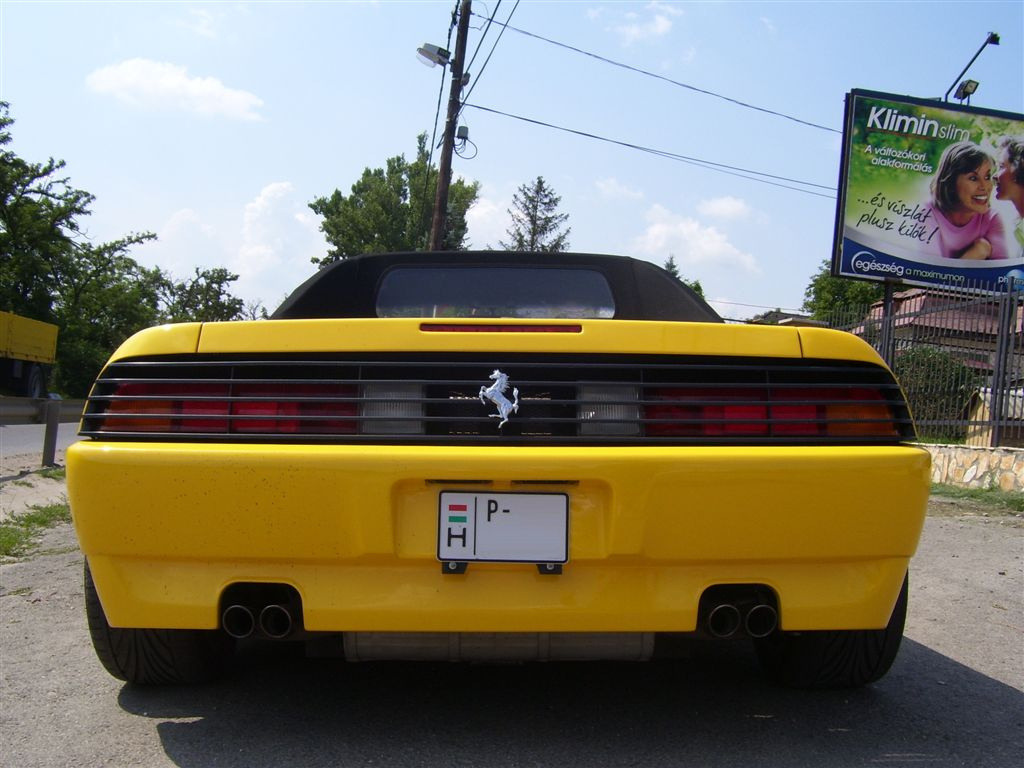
[479,369,519,428]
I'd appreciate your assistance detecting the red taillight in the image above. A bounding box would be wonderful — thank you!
[102,382,229,433]
[645,388,768,437]
[100,382,357,435]
[230,383,357,434]
[644,386,897,438]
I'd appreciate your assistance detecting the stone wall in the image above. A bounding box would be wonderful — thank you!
[923,444,1024,492]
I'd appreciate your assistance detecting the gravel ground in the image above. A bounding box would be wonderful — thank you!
[0,451,68,523]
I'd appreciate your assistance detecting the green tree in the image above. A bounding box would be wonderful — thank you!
[0,102,95,322]
[893,346,980,442]
[0,102,160,394]
[663,255,705,298]
[53,244,163,395]
[309,134,479,264]
[802,258,884,321]
[1,102,251,395]
[158,267,246,324]
[500,176,570,252]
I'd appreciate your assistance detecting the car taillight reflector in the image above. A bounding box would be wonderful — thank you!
[102,383,229,433]
[643,386,898,438]
[98,382,358,435]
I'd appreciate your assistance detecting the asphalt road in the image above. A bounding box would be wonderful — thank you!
[0,422,80,466]
[1,509,1021,767]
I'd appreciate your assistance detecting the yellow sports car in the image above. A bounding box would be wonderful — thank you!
[68,252,930,687]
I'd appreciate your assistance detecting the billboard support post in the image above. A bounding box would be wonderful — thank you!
[988,276,1017,448]
[879,281,897,367]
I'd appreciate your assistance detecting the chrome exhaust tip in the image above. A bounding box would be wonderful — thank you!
[745,604,779,638]
[259,604,294,639]
[222,604,255,639]
[707,603,742,638]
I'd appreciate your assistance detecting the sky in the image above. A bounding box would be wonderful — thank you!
[1,0,1022,320]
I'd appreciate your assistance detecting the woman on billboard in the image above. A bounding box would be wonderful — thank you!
[995,136,1024,259]
[925,142,1007,260]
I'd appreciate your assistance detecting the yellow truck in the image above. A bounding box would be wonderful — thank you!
[0,310,57,398]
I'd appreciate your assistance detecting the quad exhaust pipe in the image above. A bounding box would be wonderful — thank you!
[705,602,778,639]
[221,603,296,640]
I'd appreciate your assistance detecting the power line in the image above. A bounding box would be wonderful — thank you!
[460,0,519,114]
[463,102,837,199]
[472,13,841,135]
[464,0,501,76]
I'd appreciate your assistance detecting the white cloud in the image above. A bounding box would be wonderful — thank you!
[647,1,684,17]
[466,194,506,249]
[134,187,326,311]
[609,3,683,45]
[760,17,777,34]
[596,178,644,201]
[237,182,294,272]
[163,208,214,238]
[615,14,673,45]
[86,58,264,121]
[231,182,326,305]
[632,204,759,274]
[696,196,752,220]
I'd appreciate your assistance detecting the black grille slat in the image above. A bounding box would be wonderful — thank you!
[81,354,915,446]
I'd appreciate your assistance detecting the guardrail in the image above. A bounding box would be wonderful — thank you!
[0,397,86,467]
[0,398,86,426]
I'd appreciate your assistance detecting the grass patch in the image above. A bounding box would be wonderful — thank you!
[37,467,66,481]
[0,501,72,559]
[931,483,1024,513]
[11,479,33,488]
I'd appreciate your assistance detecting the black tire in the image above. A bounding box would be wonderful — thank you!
[754,573,908,689]
[23,364,45,399]
[84,561,233,685]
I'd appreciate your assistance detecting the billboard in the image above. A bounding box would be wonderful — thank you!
[833,89,1024,292]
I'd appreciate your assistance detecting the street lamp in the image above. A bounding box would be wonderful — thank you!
[417,43,450,68]
[943,32,999,102]
[953,79,980,103]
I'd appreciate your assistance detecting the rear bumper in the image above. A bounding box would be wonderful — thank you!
[67,441,930,633]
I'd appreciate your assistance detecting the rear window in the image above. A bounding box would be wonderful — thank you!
[376,266,616,319]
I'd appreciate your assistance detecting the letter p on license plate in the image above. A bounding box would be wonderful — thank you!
[438,491,568,564]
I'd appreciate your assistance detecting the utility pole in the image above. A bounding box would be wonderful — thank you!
[429,0,471,251]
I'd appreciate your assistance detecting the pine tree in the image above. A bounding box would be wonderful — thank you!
[663,255,704,297]
[500,176,570,252]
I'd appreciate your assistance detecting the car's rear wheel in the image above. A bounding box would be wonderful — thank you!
[84,561,233,685]
[754,573,908,688]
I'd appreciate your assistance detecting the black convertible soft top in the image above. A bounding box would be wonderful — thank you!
[272,251,722,323]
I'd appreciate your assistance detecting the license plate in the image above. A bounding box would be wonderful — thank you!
[438,492,568,564]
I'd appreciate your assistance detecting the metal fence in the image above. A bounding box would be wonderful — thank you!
[822,278,1023,447]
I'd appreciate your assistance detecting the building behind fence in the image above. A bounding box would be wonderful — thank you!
[756,278,1023,449]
